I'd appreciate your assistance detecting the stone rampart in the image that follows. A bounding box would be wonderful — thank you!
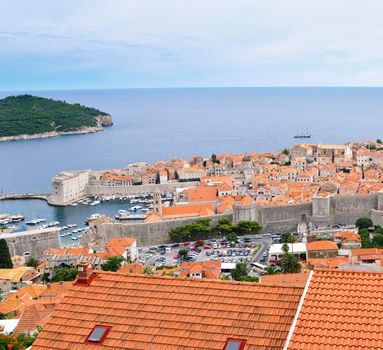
[0,227,61,258]
[233,202,312,233]
[82,213,232,247]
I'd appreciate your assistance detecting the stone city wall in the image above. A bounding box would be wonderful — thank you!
[82,213,232,247]
[82,193,383,248]
[1,227,61,258]
[233,202,312,233]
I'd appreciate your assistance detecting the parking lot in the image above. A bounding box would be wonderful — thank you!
[138,233,274,270]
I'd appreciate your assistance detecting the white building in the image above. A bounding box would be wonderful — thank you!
[49,170,90,206]
[268,243,307,264]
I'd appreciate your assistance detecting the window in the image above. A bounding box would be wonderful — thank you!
[86,325,111,344]
[224,338,246,350]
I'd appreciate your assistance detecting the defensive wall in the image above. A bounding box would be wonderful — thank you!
[234,192,382,232]
[233,202,312,233]
[1,227,60,258]
[82,213,232,247]
[82,192,383,247]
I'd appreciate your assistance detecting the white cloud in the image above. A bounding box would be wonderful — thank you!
[1,0,383,88]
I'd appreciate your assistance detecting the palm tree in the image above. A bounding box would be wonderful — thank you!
[281,253,301,274]
[262,265,280,275]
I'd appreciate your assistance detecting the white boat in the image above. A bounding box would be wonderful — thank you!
[130,205,142,212]
[0,219,10,225]
[10,215,25,222]
[90,200,101,206]
[26,218,45,225]
[67,224,77,228]
[71,237,78,241]
[69,203,78,207]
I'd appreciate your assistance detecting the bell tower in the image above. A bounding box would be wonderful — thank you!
[153,191,162,217]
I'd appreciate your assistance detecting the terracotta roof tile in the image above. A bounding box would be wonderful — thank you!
[33,272,304,350]
[287,269,383,350]
[306,240,338,251]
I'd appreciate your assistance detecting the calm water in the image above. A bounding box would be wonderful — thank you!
[1,87,383,242]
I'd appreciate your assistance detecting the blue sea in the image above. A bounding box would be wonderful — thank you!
[1,87,383,244]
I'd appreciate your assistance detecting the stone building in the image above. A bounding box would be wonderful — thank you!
[49,170,90,206]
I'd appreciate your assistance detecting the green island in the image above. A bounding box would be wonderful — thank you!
[0,94,112,140]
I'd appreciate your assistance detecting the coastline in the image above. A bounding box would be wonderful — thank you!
[0,114,113,143]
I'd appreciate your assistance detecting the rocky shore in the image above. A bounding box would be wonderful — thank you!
[0,114,113,143]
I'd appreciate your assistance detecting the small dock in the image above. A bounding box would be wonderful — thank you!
[0,193,49,201]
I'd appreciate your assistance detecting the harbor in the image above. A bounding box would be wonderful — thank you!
[0,193,173,247]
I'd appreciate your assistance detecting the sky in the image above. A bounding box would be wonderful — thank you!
[1,0,383,90]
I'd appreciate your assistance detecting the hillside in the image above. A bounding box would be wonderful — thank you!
[0,95,112,139]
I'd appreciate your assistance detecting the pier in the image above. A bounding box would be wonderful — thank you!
[0,193,49,201]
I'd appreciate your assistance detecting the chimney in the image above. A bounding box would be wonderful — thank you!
[75,261,94,285]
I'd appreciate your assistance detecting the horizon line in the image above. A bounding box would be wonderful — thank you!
[1,86,383,93]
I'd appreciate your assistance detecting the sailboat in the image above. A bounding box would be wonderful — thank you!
[294,127,311,139]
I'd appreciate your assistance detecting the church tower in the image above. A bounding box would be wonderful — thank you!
[153,191,162,217]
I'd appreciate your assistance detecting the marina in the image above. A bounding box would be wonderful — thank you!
[0,193,170,246]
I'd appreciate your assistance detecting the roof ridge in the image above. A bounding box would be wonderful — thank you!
[94,270,304,289]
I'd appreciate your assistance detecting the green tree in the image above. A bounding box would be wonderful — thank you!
[262,265,280,275]
[355,217,373,229]
[359,229,371,248]
[211,153,220,164]
[52,268,78,282]
[42,273,50,283]
[372,234,383,248]
[178,248,189,261]
[374,225,383,234]
[26,257,39,268]
[279,232,295,244]
[143,266,154,275]
[377,139,382,144]
[231,262,248,281]
[281,148,289,155]
[0,239,12,268]
[237,276,259,282]
[101,256,126,272]
[235,221,262,235]
[226,232,238,243]
[281,253,301,274]
[282,243,290,253]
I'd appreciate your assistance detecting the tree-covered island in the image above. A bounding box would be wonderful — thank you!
[0,94,113,141]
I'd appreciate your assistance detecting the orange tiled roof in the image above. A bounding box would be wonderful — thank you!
[162,203,215,219]
[8,284,47,301]
[33,272,304,350]
[118,263,145,274]
[287,269,383,350]
[106,237,136,256]
[259,273,309,287]
[308,257,349,269]
[306,240,338,251]
[178,261,221,279]
[13,302,55,335]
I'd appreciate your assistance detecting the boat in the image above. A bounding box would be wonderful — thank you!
[115,213,147,221]
[67,224,77,228]
[10,215,25,222]
[90,200,101,206]
[294,127,311,139]
[0,219,10,225]
[85,213,106,225]
[26,218,45,225]
[69,203,78,207]
[71,237,78,241]
[129,205,142,212]
[48,221,60,227]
